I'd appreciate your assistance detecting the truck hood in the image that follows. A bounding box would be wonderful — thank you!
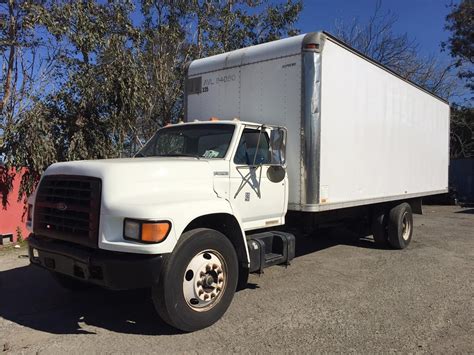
[43,157,218,212]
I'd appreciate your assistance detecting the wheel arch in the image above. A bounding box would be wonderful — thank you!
[407,197,423,214]
[183,213,250,268]
[370,197,422,217]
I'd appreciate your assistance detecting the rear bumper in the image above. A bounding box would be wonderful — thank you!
[28,234,165,290]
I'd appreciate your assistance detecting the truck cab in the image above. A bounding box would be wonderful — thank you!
[27,119,291,332]
[136,120,288,231]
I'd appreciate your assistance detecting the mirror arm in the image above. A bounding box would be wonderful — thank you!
[252,124,265,166]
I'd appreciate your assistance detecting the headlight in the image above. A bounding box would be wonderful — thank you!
[124,220,140,240]
[123,219,171,244]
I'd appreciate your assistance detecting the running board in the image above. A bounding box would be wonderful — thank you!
[247,231,295,274]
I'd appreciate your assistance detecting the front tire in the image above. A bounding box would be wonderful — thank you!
[387,203,413,249]
[152,228,238,332]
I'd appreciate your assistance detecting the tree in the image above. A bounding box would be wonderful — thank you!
[137,0,302,128]
[443,0,473,158]
[443,0,474,95]
[0,0,61,206]
[0,0,59,126]
[0,0,303,204]
[450,105,474,158]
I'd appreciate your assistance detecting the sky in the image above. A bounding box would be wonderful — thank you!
[297,0,455,62]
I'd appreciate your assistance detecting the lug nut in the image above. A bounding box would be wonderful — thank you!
[212,264,218,269]
[204,294,209,300]
[198,290,204,296]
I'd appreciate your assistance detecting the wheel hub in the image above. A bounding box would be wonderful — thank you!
[183,250,226,311]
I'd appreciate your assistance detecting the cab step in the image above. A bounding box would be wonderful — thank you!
[247,231,296,274]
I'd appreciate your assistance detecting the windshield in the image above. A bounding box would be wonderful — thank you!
[136,123,235,159]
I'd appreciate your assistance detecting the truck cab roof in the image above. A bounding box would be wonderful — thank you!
[170,119,271,129]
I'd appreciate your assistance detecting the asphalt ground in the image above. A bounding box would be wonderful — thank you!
[0,205,472,353]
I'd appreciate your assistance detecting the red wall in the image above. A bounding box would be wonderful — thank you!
[0,169,29,241]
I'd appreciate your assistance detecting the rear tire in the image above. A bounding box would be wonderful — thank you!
[387,203,413,249]
[51,273,91,291]
[152,228,238,332]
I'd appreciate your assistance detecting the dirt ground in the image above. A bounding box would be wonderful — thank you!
[0,205,473,353]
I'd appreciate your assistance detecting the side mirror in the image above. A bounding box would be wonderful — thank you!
[267,165,286,183]
[269,128,287,166]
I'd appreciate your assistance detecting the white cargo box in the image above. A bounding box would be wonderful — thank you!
[185,32,450,212]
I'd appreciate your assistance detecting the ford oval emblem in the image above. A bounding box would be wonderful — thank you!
[56,202,67,211]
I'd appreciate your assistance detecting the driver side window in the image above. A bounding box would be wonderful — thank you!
[234,128,271,165]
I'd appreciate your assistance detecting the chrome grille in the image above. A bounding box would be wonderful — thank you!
[33,175,101,248]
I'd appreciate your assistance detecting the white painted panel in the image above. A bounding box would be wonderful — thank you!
[188,34,305,76]
[319,39,449,206]
[187,70,241,119]
[239,57,302,206]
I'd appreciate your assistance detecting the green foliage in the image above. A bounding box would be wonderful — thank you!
[1,101,57,197]
[443,0,473,158]
[444,0,474,94]
[0,0,302,203]
[450,105,474,158]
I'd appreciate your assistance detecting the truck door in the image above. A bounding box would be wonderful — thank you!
[230,126,287,230]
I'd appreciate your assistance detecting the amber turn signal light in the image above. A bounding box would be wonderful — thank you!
[123,219,171,244]
[142,222,171,243]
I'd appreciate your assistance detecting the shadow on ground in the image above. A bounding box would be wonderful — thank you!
[454,208,474,214]
[0,227,376,336]
[294,226,382,258]
[0,263,181,335]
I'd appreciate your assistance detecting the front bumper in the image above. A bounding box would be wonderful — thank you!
[28,234,165,290]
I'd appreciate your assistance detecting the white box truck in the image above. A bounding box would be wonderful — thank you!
[27,32,450,332]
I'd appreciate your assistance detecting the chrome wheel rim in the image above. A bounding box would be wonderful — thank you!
[183,249,227,311]
[401,212,411,241]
